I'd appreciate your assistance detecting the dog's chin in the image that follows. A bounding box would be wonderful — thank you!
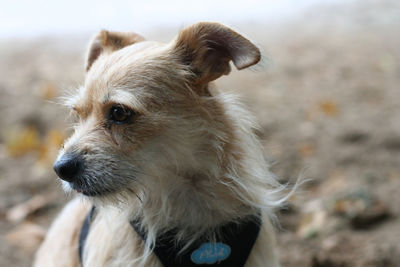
[61,180,108,197]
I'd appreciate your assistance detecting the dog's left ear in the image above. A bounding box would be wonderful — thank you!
[171,22,260,93]
[85,30,145,72]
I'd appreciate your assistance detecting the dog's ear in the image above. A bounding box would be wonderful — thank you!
[172,22,260,93]
[85,30,145,72]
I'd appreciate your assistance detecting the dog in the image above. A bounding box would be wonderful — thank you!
[34,22,286,267]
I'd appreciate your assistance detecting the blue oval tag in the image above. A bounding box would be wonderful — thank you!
[191,242,231,264]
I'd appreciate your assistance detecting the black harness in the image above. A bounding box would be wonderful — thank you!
[79,207,261,267]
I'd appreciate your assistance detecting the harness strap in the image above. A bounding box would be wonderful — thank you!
[78,206,96,265]
[79,207,261,267]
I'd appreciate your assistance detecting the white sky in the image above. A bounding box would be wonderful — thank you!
[0,0,350,38]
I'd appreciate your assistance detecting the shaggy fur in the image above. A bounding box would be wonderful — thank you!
[34,22,285,267]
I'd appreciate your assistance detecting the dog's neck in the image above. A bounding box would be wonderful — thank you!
[139,170,254,235]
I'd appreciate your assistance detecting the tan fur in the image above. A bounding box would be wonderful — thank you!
[34,198,90,267]
[34,22,284,267]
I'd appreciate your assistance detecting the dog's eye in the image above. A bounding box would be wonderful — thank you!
[109,105,134,124]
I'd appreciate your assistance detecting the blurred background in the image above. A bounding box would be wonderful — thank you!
[1,0,399,266]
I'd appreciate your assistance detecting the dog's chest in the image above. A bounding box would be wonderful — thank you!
[81,207,261,267]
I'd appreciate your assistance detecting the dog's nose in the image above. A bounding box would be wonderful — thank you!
[53,154,82,182]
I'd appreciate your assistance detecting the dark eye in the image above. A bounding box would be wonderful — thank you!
[109,105,134,124]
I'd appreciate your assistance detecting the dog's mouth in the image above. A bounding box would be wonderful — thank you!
[70,182,85,194]
[68,179,112,197]
[69,180,95,196]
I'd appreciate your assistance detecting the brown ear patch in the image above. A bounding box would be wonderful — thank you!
[86,30,145,72]
[173,22,261,88]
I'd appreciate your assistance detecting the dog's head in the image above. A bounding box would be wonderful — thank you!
[54,22,260,200]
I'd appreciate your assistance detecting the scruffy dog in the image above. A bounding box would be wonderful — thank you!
[34,22,286,267]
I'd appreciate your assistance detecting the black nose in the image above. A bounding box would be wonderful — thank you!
[53,154,82,182]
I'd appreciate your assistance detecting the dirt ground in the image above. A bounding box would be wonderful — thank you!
[1,0,399,266]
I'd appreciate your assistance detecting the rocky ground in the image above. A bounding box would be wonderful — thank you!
[0,0,399,266]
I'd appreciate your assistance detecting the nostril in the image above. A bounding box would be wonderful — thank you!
[53,154,82,182]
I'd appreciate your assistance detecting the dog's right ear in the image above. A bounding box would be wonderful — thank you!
[85,30,145,72]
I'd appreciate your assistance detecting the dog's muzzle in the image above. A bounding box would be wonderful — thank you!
[53,153,83,182]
